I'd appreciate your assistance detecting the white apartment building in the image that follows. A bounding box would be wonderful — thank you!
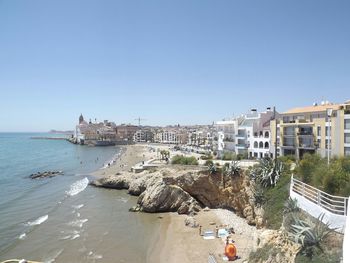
[214,119,239,155]
[155,130,179,144]
[215,108,275,159]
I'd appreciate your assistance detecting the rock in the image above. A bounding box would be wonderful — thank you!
[184,216,199,228]
[203,207,210,212]
[90,174,130,189]
[129,205,141,212]
[92,167,263,225]
[163,169,261,226]
[30,171,63,179]
[137,181,200,214]
[254,229,301,263]
[128,174,158,196]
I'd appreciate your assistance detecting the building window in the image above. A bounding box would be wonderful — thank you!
[345,119,350,130]
[264,131,269,138]
[345,147,350,156]
[264,142,269,149]
[259,142,263,148]
[254,141,258,148]
[345,134,350,144]
[326,127,331,137]
[317,138,321,147]
[325,139,332,149]
[317,126,321,136]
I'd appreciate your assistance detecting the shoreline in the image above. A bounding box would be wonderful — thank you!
[92,143,259,263]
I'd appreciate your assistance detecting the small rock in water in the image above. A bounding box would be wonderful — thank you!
[30,170,63,179]
[129,205,141,212]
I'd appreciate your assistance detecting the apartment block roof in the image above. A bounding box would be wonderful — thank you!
[283,104,341,114]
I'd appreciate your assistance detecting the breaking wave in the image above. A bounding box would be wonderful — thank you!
[26,214,48,226]
[66,178,89,196]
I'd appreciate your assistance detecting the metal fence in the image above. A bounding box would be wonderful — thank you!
[291,175,348,216]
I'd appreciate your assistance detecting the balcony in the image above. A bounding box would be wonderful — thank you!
[298,127,313,136]
[298,143,315,149]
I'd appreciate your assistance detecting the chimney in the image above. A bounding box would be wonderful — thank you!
[251,108,257,114]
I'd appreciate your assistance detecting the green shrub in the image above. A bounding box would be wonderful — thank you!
[171,155,198,165]
[295,154,350,196]
[262,173,291,229]
[221,151,236,160]
[284,198,300,214]
[200,154,213,160]
[287,214,333,259]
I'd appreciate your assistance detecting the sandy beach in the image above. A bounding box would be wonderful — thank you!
[148,209,259,263]
[92,143,259,263]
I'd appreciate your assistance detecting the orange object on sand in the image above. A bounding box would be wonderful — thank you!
[225,243,237,261]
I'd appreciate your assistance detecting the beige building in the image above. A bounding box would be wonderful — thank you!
[270,101,350,159]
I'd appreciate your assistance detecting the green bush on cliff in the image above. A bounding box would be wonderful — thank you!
[295,153,350,196]
[171,155,198,165]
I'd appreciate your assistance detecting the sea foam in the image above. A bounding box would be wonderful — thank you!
[68,219,88,228]
[66,178,89,196]
[72,204,84,210]
[27,214,48,226]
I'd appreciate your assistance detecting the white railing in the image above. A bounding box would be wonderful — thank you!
[291,175,348,216]
[290,175,349,232]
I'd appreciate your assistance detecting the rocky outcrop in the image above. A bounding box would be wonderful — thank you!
[91,168,263,226]
[138,181,200,214]
[91,171,201,215]
[90,174,130,189]
[252,229,301,263]
[163,171,263,226]
[30,171,63,179]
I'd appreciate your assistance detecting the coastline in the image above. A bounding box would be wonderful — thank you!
[91,144,154,178]
[91,143,259,263]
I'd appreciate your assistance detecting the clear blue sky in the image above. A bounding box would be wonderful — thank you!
[0,0,349,132]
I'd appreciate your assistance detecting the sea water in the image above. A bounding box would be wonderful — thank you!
[0,133,159,262]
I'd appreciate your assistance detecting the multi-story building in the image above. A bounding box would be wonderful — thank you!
[214,119,238,154]
[155,130,180,144]
[74,114,118,145]
[214,108,275,159]
[133,129,154,143]
[115,125,139,142]
[270,101,350,159]
[188,128,213,150]
[236,108,275,158]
